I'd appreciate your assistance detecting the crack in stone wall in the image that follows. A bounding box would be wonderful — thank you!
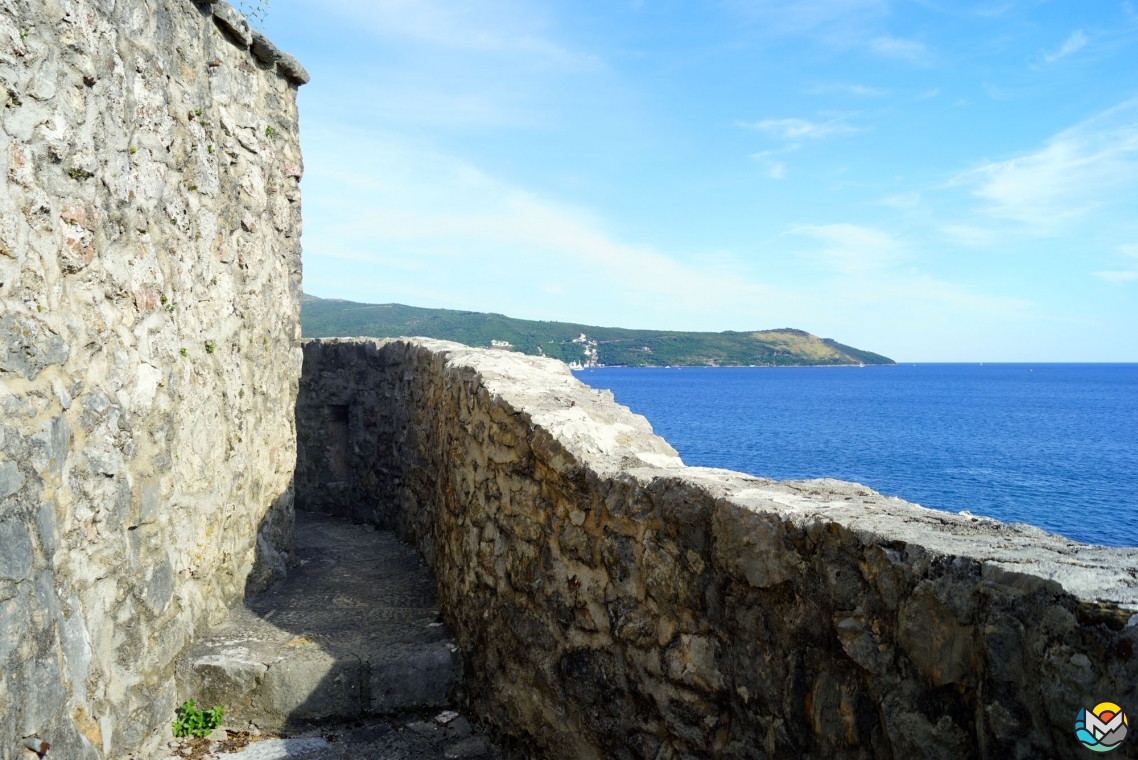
[0,2,305,757]
[297,337,1138,760]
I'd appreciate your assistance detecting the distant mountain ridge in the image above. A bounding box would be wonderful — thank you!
[300,295,896,368]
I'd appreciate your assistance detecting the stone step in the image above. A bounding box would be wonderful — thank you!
[175,511,461,732]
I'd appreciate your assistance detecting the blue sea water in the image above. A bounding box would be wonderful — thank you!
[573,364,1138,547]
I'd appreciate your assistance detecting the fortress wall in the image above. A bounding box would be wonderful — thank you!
[0,2,306,757]
[297,337,1138,760]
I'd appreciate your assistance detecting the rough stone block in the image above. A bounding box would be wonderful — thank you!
[212,2,252,47]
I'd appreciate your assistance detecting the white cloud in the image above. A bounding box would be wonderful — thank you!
[1043,30,1088,63]
[750,145,799,177]
[793,223,907,274]
[724,0,932,62]
[297,126,1027,348]
[740,115,862,139]
[781,225,1033,327]
[951,98,1138,228]
[725,0,889,36]
[973,4,1013,18]
[1095,270,1138,282]
[299,128,797,329]
[869,35,928,61]
[313,0,599,70]
[939,224,999,248]
[879,192,921,209]
[1094,244,1138,282]
[806,82,885,96]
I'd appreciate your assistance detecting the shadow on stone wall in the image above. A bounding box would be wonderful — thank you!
[176,504,460,736]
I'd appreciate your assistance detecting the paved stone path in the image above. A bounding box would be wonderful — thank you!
[160,511,504,759]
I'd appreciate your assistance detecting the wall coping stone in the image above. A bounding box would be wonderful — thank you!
[332,336,1138,610]
[200,0,310,85]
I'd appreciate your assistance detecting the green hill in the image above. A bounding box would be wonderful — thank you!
[300,295,896,368]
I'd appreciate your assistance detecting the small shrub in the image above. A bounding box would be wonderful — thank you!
[205,341,216,354]
[237,0,270,31]
[265,126,275,138]
[172,700,223,739]
[179,347,188,357]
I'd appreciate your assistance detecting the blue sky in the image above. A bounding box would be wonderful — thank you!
[257,0,1138,361]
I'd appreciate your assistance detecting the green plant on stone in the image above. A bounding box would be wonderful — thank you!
[172,700,223,739]
[205,341,216,354]
[179,347,188,357]
[265,126,275,138]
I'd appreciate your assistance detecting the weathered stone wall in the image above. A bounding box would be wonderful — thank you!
[297,338,1138,760]
[0,2,306,757]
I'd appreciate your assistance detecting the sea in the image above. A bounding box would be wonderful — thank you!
[573,363,1138,547]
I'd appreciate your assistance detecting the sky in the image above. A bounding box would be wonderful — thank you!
[253,0,1138,362]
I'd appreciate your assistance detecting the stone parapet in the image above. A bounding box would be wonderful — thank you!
[297,337,1138,759]
[0,1,305,757]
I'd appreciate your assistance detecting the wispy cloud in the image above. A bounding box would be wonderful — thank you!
[950,98,1138,228]
[784,224,1033,323]
[1094,244,1138,281]
[300,129,796,329]
[793,223,906,274]
[869,35,928,62]
[879,192,921,209]
[750,146,800,178]
[973,4,1013,18]
[724,0,889,36]
[314,0,599,70]
[1096,270,1138,282]
[1043,29,1088,63]
[806,82,885,96]
[724,0,931,61]
[739,114,863,139]
[939,224,999,248]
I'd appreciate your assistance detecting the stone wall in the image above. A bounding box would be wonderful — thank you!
[297,338,1138,760]
[0,2,306,757]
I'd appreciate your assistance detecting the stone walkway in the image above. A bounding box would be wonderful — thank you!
[161,511,504,759]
